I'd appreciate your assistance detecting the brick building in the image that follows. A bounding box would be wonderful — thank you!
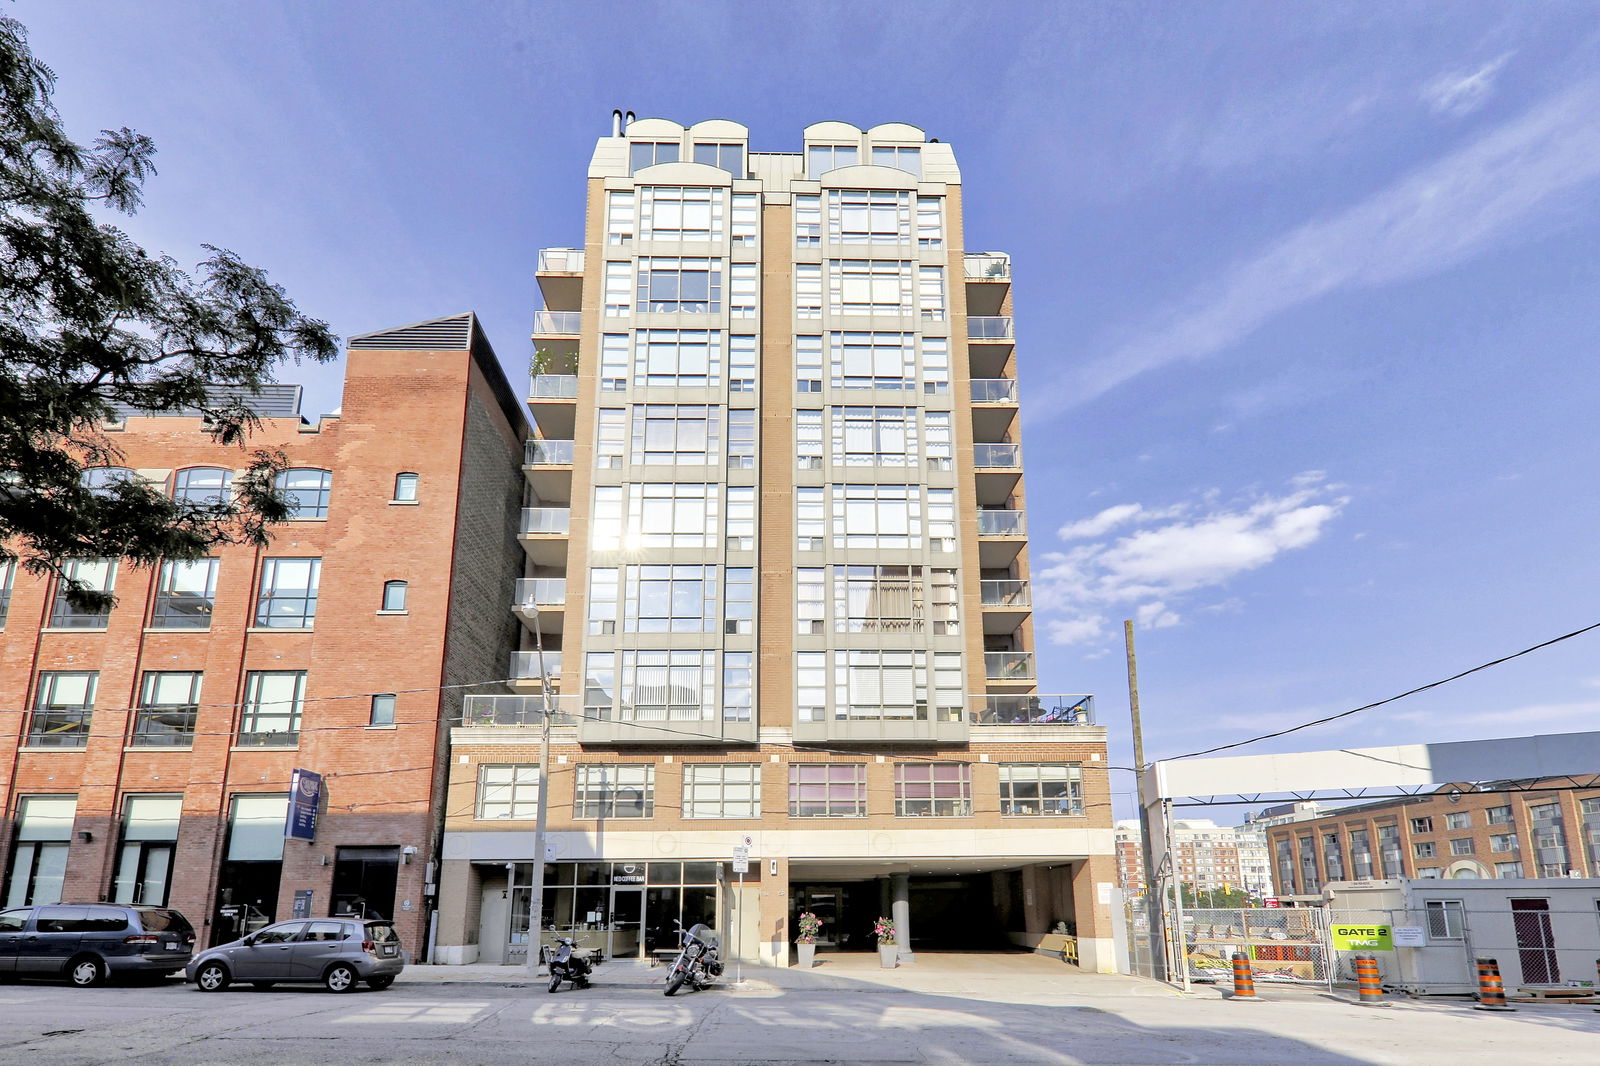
[1266,778,1600,895]
[0,312,526,951]
[435,118,1116,970]
[1113,819,1272,900]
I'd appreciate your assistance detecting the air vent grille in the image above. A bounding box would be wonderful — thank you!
[349,313,474,351]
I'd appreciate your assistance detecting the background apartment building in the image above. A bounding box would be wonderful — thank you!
[1266,778,1600,895]
[436,117,1117,970]
[0,314,526,951]
[1113,819,1272,900]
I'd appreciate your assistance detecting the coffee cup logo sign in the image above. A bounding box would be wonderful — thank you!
[1332,925,1393,951]
[612,862,645,884]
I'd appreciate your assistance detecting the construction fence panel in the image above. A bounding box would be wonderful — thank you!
[1119,898,1162,981]
[1177,907,1331,986]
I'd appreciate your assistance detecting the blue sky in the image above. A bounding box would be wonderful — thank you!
[19,2,1600,816]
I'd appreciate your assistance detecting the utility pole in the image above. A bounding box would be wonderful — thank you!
[524,609,554,978]
[1125,620,1168,983]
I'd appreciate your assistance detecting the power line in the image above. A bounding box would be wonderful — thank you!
[1163,620,1600,762]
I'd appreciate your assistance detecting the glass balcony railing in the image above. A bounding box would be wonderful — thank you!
[511,650,563,681]
[533,310,582,335]
[968,316,1014,340]
[970,378,1018,403]
[972,694,1094,726]
[520,507,570,535]
[964,253,1011,280]
[538,248,585,273]
[978,510,1026,536]
[513,578,566,609]
[524,439,574,465]
[980,580,1031,607]
[460,693,573,727]
[529,374,578,399]
[974,443,1021,469]
[984,651,1036,681]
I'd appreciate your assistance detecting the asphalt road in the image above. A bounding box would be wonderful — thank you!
[0,968,1597,1065]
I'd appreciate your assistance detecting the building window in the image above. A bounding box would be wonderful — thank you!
[599,335,629,391]
[1490,833,1519,853]
[629,141,679,172]
[723,651,752,721]
[1414,841,1436,858]
[1494,861,1524,878]
[795,334,823,391]
[727,409,755,469]
[795,193,821,244]
[731,193,758,244]
[637,257,722,314]
[628,483,720,548]
[825,649,962,723]
[918,266,946,320]
[3,796,77,907]
[81,466,135,497]
[795,264,823,319]
[381,581,408,612]
[725,486,754,550]
[1417,867,1441,878]
[796,409,823,468]
[0,558,12,626]
[172,467,233,506]
[797,568,825,634]
[1582,797,1600,816]
[830,565,954,634]
[1322,833,1346,881]
[639,186,723,241]
[275,468,332,519]
[728,335,757,392]
[110,795,180,907]
[133,672,200,747]
[895,763,971,817]
[255,558,321,628]
[1349,828,1374,878]
[830,260,912,315]
[28,672,96,748]
[635,329,722,387]
[692,142,744,175]
[1445,811,1471,830]
[1528,802,1559,822]
[603,261,632,316]
[1298,836,1319,892]
[624,564,718,633]
[476,764,539,819]
[393,472,419,502]
[916,197,942,246]
[831,483,920,549]
[583,649,732,724]
[807,143,859,175]
[832,406,916,465]
[1410,817,1434,834]
[729,262,757,318]
[48,558,116,628]
[724,568,753,635]
[1450,838,1475,856]
[683,764,760,818]
[149,558,218,629]
[574,765,653,818]
[828,189,911,244]
[238,670,306,747]
[829,332,915,390]
[1486,805,1513,825]
[788,764,867,817]
[605,190,635,243]
[999,764,1083,816]
[369,694,396,726]
[631,405,720,464]
[871,145,921,175]
[1425,899,1464,940]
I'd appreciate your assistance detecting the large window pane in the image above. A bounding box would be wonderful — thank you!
[151,558,218,629]
[275,468,332,519]
[133,671,201,747]
[238,671,305,747]
[48,558,115,628]
[255,558,321,628]
[29,672,96,748]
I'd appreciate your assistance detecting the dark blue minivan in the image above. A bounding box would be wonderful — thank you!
[0,903,195,986]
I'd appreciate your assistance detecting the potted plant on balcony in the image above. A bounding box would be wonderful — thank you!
[874,916,897,968]
[795,911,822,969]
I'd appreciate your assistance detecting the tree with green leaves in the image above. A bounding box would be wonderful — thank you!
[0,16,337,608]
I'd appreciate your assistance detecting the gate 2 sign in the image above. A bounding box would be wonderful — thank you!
[1332,924,1393,951]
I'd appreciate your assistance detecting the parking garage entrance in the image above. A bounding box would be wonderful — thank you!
[790,874,1018,953]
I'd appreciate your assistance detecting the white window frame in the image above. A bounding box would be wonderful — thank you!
[476,764,540,820]
[683,764,761,819]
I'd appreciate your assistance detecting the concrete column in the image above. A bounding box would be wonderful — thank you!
[1071,855,1118,973]
[891,872,913,963]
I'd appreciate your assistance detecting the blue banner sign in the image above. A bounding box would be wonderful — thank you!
[285,768,322,841]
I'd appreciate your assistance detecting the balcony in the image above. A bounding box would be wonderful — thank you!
[968,316,1014,343]
[509,649,563,692]
[537,248,585,309]
[970,378,1018,404]
[533,310,581,337]
[973,443,1021,469]
[974,442,1022,506]
[523,439,574,503]
[984,650,1036,683]
[532,310,580,366]
[513,578,566,634]
[978,509,1026,566]
[969,379,1018,441]
[964,253,1012,281]
[518,507,570,565]
[578,706,759,746]
[964,253,1010,317]
[528,375,579,440]
[458,693,574,729]
[980,579,1031,635]
[971,694,1094,728]
[792,709,968,745]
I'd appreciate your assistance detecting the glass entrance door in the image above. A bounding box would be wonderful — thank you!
[794,886,843,949]
[610,887,643,959]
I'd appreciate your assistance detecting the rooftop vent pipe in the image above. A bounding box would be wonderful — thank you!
[612,109,623,137]
[624,110,636,128]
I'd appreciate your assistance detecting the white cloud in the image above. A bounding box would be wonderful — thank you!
[1045,76,1600,407]
[1422,53,1514,117]
[1040,475,1346,646]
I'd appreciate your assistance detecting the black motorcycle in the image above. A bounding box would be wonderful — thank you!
[663,921,722,996]
[546,936,599,993]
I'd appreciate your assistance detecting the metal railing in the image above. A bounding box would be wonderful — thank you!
[538,248,585,272]
[970,378,1018,403]
[973,694,1094,726]
[974,443,1021,468]
[980,580,1030,607]
[511,650,563,681]
[519,507,570,535]
[524,439,574,465]
[964,253,1011,280]
[977,509,1026,535]
[513,578,566,609]
[529,374,578,399]
[968,316,1014,340]
[533,310,582,335]
[983,651,1035,680]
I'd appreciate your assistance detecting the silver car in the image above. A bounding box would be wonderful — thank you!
[186,918,403,993]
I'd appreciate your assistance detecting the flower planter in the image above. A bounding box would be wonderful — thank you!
[796,943,816,969]
[878,944,898,968]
